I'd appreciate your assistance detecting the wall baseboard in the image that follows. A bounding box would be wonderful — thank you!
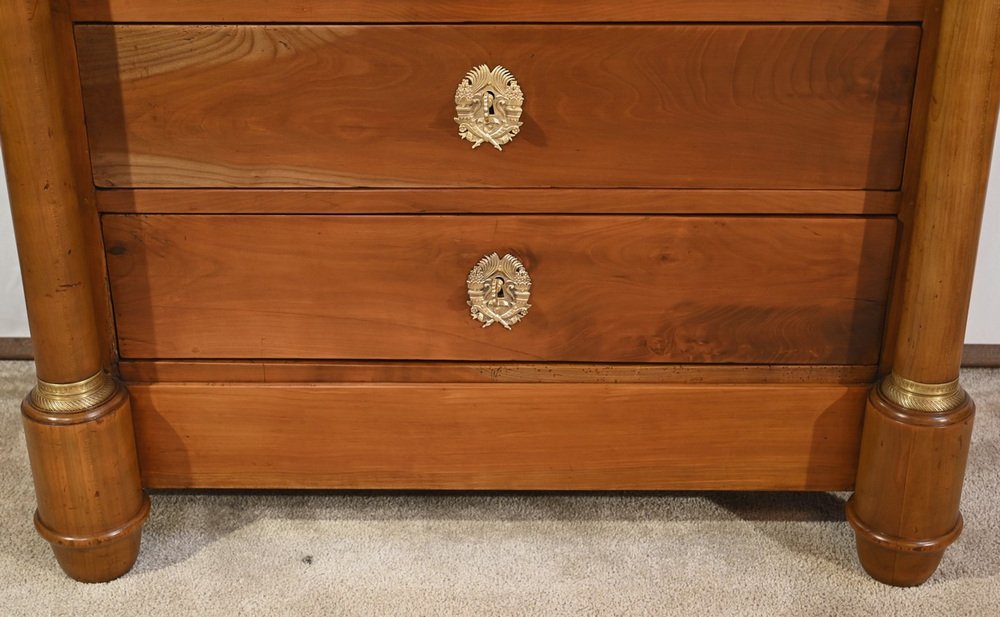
[963,344,1000,368]
[0,337,32,360]
[1,338,999,368]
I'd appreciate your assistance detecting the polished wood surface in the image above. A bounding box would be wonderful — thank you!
[3,0,996,588]
[95,189,902,216]
[77,25,920,189]
[849,0,1000,587]
[51,3,118,370]
[0,0,105,383]
[22,386,148,583]
[877,0,944,373]
[119,361,879,385]
[128,382,867,490]
[0,0,148,583]
[890,0,1000,385]
[67,0,928,23]
[849,391,973,586]
[103,215,896,364]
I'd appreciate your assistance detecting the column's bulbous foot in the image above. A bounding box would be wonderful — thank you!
[21,379,149,583]
[848,381,974,587]
[847,495,961,586]
[50,530,144,584]
[36,494,151,583]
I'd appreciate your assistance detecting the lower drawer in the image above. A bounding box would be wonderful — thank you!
[103,214,895,363]
[128,382,867,490]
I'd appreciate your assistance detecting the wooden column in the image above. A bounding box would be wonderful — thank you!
[848,0,1000,587]
[0,0,148,582]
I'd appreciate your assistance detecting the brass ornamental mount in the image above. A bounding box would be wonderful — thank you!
[467,253,532,330]
[879,373,968,413]
[30,371,118,413]
[455,65,524,150]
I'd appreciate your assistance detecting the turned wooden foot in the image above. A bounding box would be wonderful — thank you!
[847,376,973,586]
[21,376,149,582]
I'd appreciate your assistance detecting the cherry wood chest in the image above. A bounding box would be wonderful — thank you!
[1,0,998,587]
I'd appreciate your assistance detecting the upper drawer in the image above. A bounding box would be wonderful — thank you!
[77,25,920,189]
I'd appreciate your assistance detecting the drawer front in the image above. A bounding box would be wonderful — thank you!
[78,25,920,189]
[128,382,867,490]
[103,214,896,363]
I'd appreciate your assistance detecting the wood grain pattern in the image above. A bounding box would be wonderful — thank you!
[0,1,105,382]
[51,2,119,371]
[119,361,879,385]
[890,0,1000,383]
[850,0,1000,588]
[0,0,148,583]
[877,0,944,374]
[77,25,920,189]
[128,382,868,490]
[22,387,148,583]
[67,0,928,23]
[103,214,897,364]
[95,189,902,216]
[849,391,973,587]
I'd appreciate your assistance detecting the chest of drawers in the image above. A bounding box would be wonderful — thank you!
[2,0,997,587]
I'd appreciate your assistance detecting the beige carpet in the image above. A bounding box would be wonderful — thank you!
[1,361,997,616]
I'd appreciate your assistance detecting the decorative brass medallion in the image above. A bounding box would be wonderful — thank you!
[467,253,532,330]
[455,65,524,150]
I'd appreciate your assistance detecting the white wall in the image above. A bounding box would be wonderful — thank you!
[0,147,29,337]
[1,139,999,342]
[968,135,1000,344]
